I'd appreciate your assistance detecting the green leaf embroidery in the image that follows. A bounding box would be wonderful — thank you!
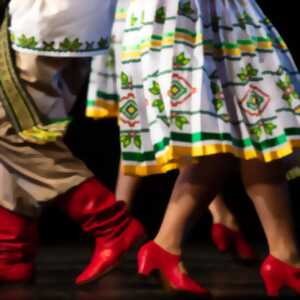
[276,73,300,106]
[211,82,221,94]
[238,64,258,82]
[264,122,277,135]
[246,64,258,77]
[134,135,142,149]
[130,14,138,26]
[59,38,82,51]
[149,81,161,96]
[213,99,224,112]
[152,99,165,113]
[106,48,115,70]
[121,72,131,89]
[179,1,195,17]
[250,125,263,140]
[120,134,131,148]
[211,82,224,112]
[175,115,189,130]
[18,34,38,49]
[175,52,191,66]
[155,7,166,24]
[98,38,109,49]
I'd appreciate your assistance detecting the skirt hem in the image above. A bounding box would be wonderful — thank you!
[122,139,300,176]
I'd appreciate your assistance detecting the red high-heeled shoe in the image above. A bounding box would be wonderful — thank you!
[261,255,300,296]
[211,224,256,261]
[137,241,209,296]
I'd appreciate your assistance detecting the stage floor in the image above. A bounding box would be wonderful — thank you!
[0,242,297,299]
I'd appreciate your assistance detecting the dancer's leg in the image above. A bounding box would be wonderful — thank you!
[115,163,142,209]
[241,159,300,265]
[137,155,233,295]
[209,194,239,231]
[154,155,233,255]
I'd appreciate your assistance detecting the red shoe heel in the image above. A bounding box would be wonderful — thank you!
[262,277,282,297]
[137,241,209,296]
[138,250,154,277]
[261,255,300,296]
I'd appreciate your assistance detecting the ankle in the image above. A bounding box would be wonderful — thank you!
[212,213,240,231]
[154,237,182,256]
[270,250,300,267]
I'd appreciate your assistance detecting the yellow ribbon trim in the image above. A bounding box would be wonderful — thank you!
[86,99,119,119]
[122,140,300,176]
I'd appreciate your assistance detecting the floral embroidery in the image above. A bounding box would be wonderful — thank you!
[17,35,38,49]
[238,12,254,30]
[277,73,300,107]
[120,132,142,149]
[211,81,225,112]
[238,64,259,83]
[155,7,166,24]
[59,38,82,52]
[171,113,189,130]
[174,52,191,67]
[250,121,277,141]
[12,34,110,53]
[179,1,196,18]
[130,13,138,26]
[149,81,166,113]
[121,72,133,89]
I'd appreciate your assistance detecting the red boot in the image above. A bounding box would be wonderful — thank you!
[61,178,146,285]
[138,241,209,296]
[0,206,38,283]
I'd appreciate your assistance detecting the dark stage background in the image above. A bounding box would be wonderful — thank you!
[39,1,300,248]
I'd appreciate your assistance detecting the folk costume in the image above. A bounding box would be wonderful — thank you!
[88,0,300,178]
[0,0,145,285]
[111,0,300,176]
[87,0,300,296]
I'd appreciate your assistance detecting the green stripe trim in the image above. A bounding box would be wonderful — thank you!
[122,129,300,162]
[96,90,119,101]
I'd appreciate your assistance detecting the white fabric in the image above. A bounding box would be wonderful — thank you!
[9,0,117,57]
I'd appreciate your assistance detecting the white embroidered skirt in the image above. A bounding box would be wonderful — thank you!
[9,0,117,57]
[118,0,300,176]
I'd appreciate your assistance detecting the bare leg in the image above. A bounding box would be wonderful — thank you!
[241,159,300,266]
[115,163,142,209]
[154,155,234,255]
[209,194,239,231]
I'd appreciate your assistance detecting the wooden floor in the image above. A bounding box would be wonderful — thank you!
[0,242,297,300]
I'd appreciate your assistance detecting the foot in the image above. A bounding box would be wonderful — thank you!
[211,223,256,261]
[261,255,300,296]
[76,218,146,285]
[138,241,209,296]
